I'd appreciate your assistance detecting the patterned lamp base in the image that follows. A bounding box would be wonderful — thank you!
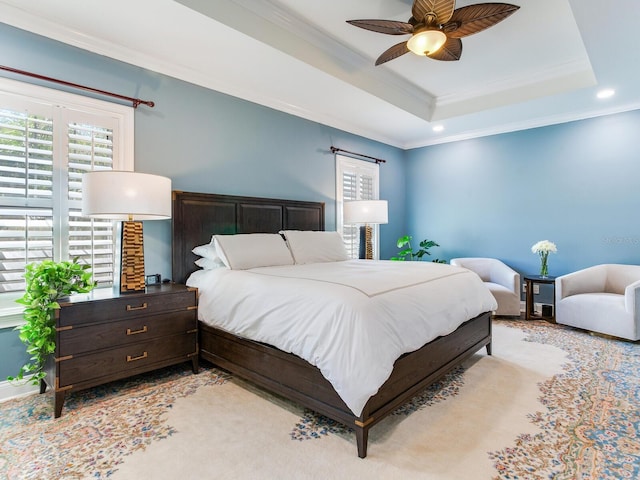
[358,224,374,260]
[119,221,146,293]
[364,224,373,260]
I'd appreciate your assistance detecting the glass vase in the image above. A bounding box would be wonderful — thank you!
[539,254,549,277]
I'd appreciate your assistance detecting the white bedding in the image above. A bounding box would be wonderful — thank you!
[187,260,497,416]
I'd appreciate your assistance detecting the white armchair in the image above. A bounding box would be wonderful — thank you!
[450,258,521,316]
[555,264,640,341]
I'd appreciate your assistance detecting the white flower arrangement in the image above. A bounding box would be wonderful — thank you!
[531,240,557,255]
[531,240,557,277]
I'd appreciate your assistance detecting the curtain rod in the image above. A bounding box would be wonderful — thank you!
[0,65,155,109]
[330,146,386,164]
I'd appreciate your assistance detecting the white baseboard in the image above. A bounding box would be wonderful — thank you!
[534,302,542,315]
[0,376,39,402]
[519,301,554,317]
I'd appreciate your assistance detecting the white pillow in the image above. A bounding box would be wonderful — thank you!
[280,230,349,264]
[195,257,224,270]
[213,233,294,270]
[192,242,220,261]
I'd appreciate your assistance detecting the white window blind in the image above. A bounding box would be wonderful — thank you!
[67,123,118,286]
[0,78,133,300]
[335,155,380,259]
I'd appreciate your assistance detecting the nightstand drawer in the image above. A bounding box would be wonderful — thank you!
[58,332,197,387]
[58,289,196,327]
[58,310,197,356]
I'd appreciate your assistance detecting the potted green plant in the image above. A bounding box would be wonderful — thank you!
[391,235,446,263]
[8,258,95,385]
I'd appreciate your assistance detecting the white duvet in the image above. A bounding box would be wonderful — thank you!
[187,260,497,416]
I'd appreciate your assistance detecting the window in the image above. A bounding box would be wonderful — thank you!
[0,78,133,314]
[335,155,381,259]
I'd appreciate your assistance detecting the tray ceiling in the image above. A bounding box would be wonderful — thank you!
[1,0,638,148]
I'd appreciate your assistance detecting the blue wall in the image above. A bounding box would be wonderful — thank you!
[405,110,640,279]
[0,327,30,382]
[0,23,407,276]
[0,22,407,380]
[134,76,407,277]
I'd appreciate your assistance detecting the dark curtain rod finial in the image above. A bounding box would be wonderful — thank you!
[133,99,155,108]
[330,146,386,164]
[0,65,154,109]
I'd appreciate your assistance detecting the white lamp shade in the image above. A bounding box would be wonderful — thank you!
[343,200,388,225]
[82,171,172,220]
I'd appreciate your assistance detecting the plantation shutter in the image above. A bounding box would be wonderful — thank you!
[335,156,380,259]
[0,78,133,297]
[341,171,359,258]
[67,122,116,287]
[0,106,55,293]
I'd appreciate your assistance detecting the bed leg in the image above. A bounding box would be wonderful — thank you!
[191,355,199,374]
[355,426,368,458]
[486,342,492,356]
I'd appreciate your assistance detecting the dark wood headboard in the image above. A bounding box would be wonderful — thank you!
[171,191,326,284]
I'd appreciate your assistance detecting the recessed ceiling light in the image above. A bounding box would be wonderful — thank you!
[432,125,444,132]
[597,88,615,99]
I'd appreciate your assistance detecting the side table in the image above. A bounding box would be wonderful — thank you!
[524,275,556,322]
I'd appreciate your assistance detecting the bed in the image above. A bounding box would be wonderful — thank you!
[171,191,494,458]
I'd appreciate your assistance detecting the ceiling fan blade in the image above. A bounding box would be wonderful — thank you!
[347,19,414,35]
[412,0,456,24]
[427,37,462,61]
[444,3,520,39]
[375,41,410,66]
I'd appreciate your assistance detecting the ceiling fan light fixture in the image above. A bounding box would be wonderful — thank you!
[348,1,520,65]
[407,29,447,56]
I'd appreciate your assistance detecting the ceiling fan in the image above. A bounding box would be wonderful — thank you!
[347,0,520,65]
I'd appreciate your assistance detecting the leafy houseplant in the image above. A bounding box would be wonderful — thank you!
[391,235,446,263]
[8,258,95,385]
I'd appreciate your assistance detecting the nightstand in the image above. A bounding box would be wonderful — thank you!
[42,283,198,418]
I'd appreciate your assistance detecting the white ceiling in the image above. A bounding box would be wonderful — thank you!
[1,0,639,149]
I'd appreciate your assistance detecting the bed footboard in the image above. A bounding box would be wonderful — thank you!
[199,311,492,458]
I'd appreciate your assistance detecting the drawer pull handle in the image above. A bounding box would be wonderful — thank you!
[126,302,148,311]
[126,352,148,362]
[126,325,148,336]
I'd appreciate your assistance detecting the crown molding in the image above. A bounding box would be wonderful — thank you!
[404,101,640,149]
[433,59,596,120]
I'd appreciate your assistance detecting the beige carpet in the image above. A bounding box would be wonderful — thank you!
[109,323,569,480]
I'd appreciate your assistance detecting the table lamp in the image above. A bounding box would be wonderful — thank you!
[343,200,388,259]
[82,171,171,293]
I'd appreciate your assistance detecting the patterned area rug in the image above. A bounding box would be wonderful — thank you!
[288,320,640,479]
[0,366,230,479]
[489,321,640,479]
[0,320,638,479]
